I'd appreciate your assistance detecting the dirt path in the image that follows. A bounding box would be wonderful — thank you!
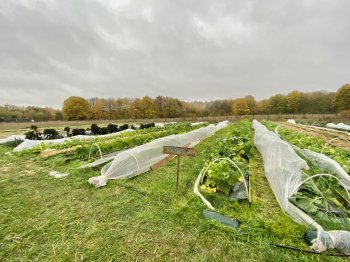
[278,122,350,151]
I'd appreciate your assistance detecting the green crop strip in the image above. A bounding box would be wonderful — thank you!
[12,122,208,159]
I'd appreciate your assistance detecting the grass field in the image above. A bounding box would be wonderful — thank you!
[0,123,346,261]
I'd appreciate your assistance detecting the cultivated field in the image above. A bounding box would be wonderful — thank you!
[0,120,349,261]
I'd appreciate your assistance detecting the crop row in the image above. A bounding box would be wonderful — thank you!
[263,121,350,174]
[35,122,208,158]
[262,121,350,231]
[199,120,253,201]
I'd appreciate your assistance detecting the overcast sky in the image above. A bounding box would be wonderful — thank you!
[0,0,349,108]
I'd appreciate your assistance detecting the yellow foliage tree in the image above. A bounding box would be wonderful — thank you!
[232,98,250,115]
[62,96,91,120]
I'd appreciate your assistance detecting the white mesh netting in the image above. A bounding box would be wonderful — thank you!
[12,129,134,152]
[253,120,350,254]
[0,135,25,144]
[287,119,296,124]
[88,121,229,188]
[326,123,350,131]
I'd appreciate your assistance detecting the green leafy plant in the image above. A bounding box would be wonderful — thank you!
[201,120,252,196]
[43,129,60,140]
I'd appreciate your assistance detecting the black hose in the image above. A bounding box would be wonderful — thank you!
[117,184,149,197]
[270,243,350,257]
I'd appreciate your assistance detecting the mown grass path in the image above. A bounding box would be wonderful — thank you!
[0,124,344,261]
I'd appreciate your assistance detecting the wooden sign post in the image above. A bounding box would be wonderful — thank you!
[162,146,196,190]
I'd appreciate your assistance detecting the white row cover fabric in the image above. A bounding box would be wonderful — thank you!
[49,170,69,178]
[294,147,350,190]
[0,135,25,144]
[155,123,165,127]
[253,120,309,217]
[155,122,177,127]
[191,122,207,126]
[308,125,350,135]
[254,120,350,254]
[287,119,296,124]
[13,129,134,152]
[326,123,350,131]
[88,121,229,188]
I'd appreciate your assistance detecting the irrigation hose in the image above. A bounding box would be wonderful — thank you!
[269,243,350,257]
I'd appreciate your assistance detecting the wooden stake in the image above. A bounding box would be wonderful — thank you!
[176,156,180,190]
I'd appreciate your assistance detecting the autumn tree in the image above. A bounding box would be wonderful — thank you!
[140,96,157,118]
[256,99,268,114]
[62,96,91,120]
[333,84,350,112]
[232,98,250,115]
[89,98,105,119]
[103,98,118,121]
[55,110,63,120]
[266,94,288,114]
[244,95,257,114]
[206,100,232,116]
[286,91,302,114]
[307,91,335,113]
[182,101,205,117]
[163,98,183,118]
[129,97,156,119]
[129,98,142,119]
[154,96,165,118]
[115,98,130,119]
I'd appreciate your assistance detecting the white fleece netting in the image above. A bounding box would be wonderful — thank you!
[287,119,296,124]
[0,135,25,144]
[253,120,350,254]
[12,129,134,152]
[307,125,350,136]
[326,123,350,131]
[88,121,229,188]
[294,147,350,190]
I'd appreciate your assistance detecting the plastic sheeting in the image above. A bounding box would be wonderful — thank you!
[191,122,207,126]
[49,170,69,178]
[13,129,134,152]
[287,119,296,124]
[0,135,25,144]
[308,125,350,136]
[155,123,165,127]
[253,120,309,217]
[253,120,350,254]
[295,147,350,190]
[326,123,350,131]
[88,121,229,188]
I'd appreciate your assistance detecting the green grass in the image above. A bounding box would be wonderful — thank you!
[0,124,345,261]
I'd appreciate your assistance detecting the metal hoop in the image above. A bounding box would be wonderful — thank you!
[88,143,103,159]
[321,137,350,154]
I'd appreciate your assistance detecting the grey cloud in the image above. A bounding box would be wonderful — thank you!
[0,0,349,108]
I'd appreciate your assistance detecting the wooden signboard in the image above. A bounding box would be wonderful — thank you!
[162,146,196,190]
[162,146,196,156]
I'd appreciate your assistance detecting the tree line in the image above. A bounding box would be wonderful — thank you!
[1,84,349,122]
[0,105,63,122]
